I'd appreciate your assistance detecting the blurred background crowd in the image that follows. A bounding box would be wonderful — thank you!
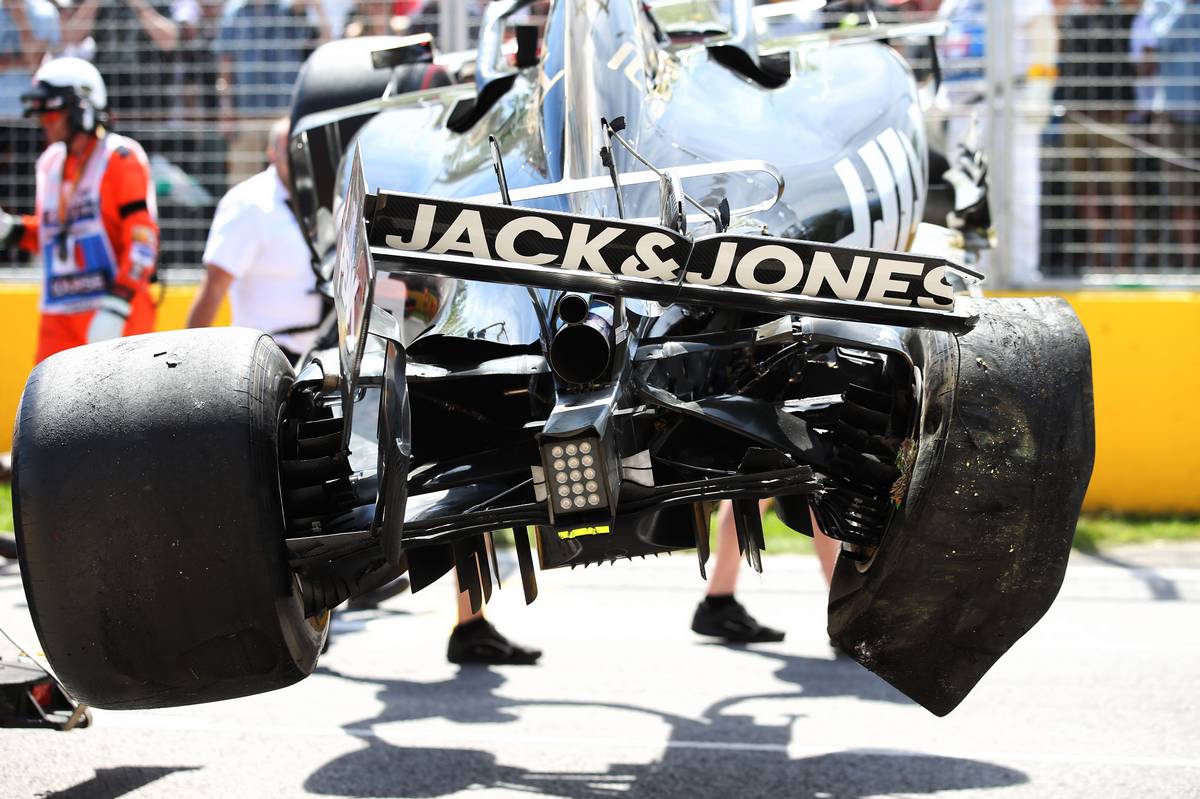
[0,0,456,269]
[1,0,1198,287]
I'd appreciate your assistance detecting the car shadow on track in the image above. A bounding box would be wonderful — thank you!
[1077,552,1183,601]
[44,766,200,799]
[304,651,1027,799]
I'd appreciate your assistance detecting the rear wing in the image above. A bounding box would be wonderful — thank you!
[335,151,980,358]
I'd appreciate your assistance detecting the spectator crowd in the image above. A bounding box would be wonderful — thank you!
[1043,0,1200,275]
[1,0,1199,278]
[1,0,452,267]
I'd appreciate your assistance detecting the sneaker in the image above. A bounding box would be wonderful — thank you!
[691,596,786,644]
[448,619,542,665]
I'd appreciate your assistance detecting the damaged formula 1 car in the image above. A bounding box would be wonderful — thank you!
[12,0,1093,717]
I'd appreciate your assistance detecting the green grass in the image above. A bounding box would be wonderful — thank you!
[759,509,1200,554]
[1072,514,1200,553]
[2,481,1196,553]
[761,509,816,554]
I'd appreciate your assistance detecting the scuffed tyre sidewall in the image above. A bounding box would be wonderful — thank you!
[828,297,1095,716]
[14,328,325,709]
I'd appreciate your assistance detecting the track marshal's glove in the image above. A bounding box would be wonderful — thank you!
[87,295,131,343]
[0,209,19,249]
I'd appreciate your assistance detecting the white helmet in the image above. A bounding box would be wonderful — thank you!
[21,57,108,132]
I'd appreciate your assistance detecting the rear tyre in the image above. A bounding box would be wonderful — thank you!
[289,37,451,222]
[827,297,1095,715]
[14,328,326,709]
[289,38,452,322]
[290,36,451,136]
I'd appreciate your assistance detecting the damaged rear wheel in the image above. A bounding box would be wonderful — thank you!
[14,327,326,709]
[827,297,1095,716]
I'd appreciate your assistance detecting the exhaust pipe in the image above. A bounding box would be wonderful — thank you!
[550,295,613,385]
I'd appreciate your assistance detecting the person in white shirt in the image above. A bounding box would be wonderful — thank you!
[187,116,323,362]
[1131,0,1179,117]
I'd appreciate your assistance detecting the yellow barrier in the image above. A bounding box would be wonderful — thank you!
[1004,291,1200,514]
[0,282,227,468]
[0,285,1195,513]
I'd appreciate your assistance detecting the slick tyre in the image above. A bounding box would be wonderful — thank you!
[827,297,1095,716]
[13,328,327,709]
[291,37,451,134]
[291,40,452,351]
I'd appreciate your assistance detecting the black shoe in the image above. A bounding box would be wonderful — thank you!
[691,596,785,644]
[448,619,542,665]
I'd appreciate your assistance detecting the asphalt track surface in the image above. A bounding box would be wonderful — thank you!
[1,544,1198,799]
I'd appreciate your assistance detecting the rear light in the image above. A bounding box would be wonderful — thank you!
[543,438,608,514]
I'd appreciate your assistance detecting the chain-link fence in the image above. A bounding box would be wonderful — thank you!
[934,0,1200,287]
[3,0,1199,288]
[0,0,483,273]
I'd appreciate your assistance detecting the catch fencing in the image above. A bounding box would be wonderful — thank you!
[933,0,1200,288]
[0,0,484,273]
[2,0,1198,289]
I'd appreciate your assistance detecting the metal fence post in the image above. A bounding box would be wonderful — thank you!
[440,0,471,54]
[985,0,1015,288]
